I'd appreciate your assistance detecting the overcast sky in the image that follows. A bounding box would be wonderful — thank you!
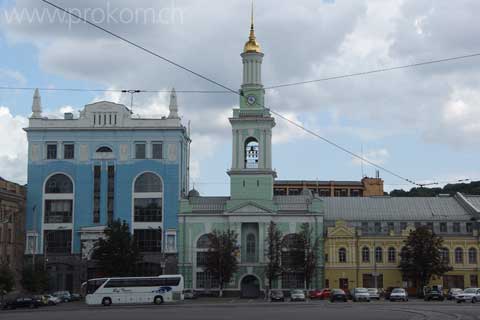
[1,0,480,195]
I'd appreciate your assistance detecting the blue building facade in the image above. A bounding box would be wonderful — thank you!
[24,89,190,292]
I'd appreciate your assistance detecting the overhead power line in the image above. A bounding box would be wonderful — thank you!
[39,0,445,187]
[264,53,480,90]
[0,86,231,94]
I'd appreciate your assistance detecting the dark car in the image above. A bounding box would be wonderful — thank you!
[3,296,43,309]
[447,288,463,301]
[70,293,82,301]
[270,290,285,302]
[330,289,348,302]
[424,288,445,301]
[309,288,331,300]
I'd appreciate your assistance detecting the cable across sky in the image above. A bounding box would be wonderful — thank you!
[38,0,478,188]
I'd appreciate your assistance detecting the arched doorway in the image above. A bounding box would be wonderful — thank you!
[241,275,260,298]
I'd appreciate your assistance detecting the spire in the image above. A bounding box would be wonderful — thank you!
[243,1,261,53]
[168,88,179,119]
[31,88,42,118]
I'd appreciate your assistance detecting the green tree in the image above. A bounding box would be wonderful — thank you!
[399,226,452,297]
[205,229,239,297]
[0,263,15,301]
[91,219,142,277]
[21,263,49,294]
[264,221,282,293]
[298,223,321,289]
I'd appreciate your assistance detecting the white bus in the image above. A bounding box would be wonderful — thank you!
[85,275,184,306]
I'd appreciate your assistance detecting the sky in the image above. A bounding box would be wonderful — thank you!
[0,0,480,196]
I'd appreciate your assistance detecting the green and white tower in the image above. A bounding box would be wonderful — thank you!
[227,10,276,208]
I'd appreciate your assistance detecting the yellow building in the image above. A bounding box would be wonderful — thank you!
[323,193,480,293]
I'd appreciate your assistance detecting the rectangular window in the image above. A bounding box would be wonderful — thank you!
[334,189,348,197]
[471,275,478,287]
[63,143,74,159]
[273,188,287,196]
[466,223,473,233]
[351,189,363,197]
[152,142,163,159]
[44,230,71,254]
[426,222,434,231]
[414,222,421,229]
[361,222,369,234]
[107,165,115,225]
[318,189,331,197]
[288,188,301,196]
[387,222,395,233]
[196,271,219,289]
[134,198,162,222]
[135,143,146,159]
[453,223,461,233]
[93,165,101,224]
[281,272,305,289]
[47,144,57,160]
[374,222,382,233]
[134,229,162,252]
[166,232,176,253]
[400,222,407,231]
[440,222,447,233]
[44,200,73,223]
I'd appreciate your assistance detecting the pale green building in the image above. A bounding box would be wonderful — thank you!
[177,16,324,298]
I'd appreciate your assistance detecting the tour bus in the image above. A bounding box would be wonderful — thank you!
[85,274,184,306]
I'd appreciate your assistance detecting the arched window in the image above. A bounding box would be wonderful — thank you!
[362,246,370,263]
[388,247,396,263]
[468,248,477,264]
[245,137,259,169]
[375,247,383,263]
[246,233,256,263]
[45,174,73,194]
[133,172,163,245]
[134,172,163,193]
[455,247,464,264]
[196,234,212,268]
[96,146,112,153]
[440,247,450,263]
[338,248,347,263]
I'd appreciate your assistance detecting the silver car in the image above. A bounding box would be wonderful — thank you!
[352,288,371,302]
[389,288,408,302]
[367,288,380,300]
[290,289,306,302]
[456,288,480,303]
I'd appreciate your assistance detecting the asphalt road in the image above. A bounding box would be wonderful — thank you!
[2,300,480,320]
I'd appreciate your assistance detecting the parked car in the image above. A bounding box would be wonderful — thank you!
[424,286,445,301]
[70,293,82,301]
[52,291,71,302]
[389,288,408,302]
[384,287,395,300]
[3,296,43,309]
[290,289,306,302]
[270,290,285,302]
[42,295,61,306]
[330,289,348,302]
[352,288,371,302]
[455,288,480,303]
[183,289,199,300]
[367,288,380,300]
[447,288,463,301]
[309,288,331,300]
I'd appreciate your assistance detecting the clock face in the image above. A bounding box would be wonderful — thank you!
[247,95,256,105]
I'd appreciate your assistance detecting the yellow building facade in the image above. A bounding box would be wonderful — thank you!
[322,194,480,293]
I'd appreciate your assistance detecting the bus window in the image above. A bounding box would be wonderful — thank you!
[87,279,107,294]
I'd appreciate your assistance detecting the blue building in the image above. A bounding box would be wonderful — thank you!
[24,89,190,292]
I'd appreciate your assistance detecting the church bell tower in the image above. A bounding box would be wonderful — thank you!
[228,7,276,203]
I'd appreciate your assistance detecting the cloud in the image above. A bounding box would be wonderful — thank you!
[351,148,389,166]
[0,106,28,184]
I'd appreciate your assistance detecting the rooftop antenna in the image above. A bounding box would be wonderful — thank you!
[121,89,141,114]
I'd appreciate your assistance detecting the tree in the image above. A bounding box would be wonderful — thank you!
[21,262,49,294]
[0,263,15,301]
[205,229,239,297]
[91,219,142,277]
[399,226,452,297]
[298,223,321,289]
[264,221,282,293]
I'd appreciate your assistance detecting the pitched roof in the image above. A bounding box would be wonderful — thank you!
[321,196,472,221]
[464,195,480,212]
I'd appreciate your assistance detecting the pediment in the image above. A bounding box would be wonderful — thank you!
[327,221,355,238]
[227,201,273,214]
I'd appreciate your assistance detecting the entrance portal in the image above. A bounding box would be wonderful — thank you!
[241,275,260,298]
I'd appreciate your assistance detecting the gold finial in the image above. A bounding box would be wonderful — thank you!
[244,0,261,53]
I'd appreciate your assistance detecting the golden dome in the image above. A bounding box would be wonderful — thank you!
[243,3,261,53]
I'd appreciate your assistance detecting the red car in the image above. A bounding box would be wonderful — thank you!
[309,288,331,300]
